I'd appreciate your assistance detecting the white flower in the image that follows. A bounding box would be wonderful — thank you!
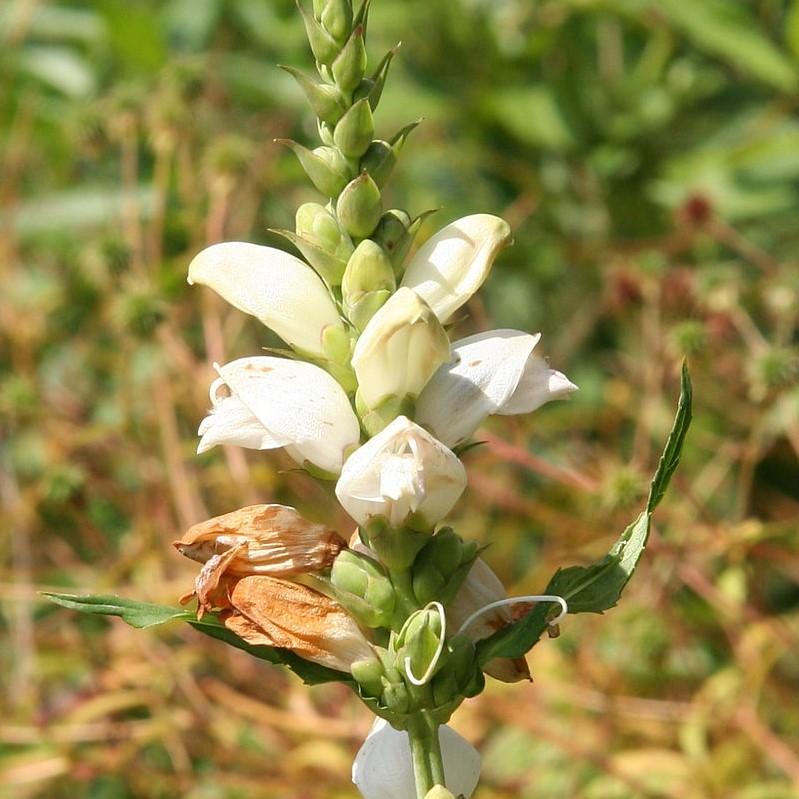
[352,719,481,799]
[416,329,577,448]
[400,214,512,323]
[198,356,361,475]
[447,557,531,683]
[352,287,450,410]
[188,242,343,358]
[335,416,466,528]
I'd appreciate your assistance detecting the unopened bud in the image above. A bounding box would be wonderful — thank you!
[396,605,446,684]
[413,528,478,606]
[351,657,385,698]
[279,65,347,124]
[332,24,367,92]
[271,228,348,287]
[425,788,457,799]
[334,98,374,158]
[277,139,350,197]
[337,171,382,239]
[381,680,411,714]
[331,549,396,628]
[297,0,340,66]
[373,209,437,277]
[321,0,352,42]
[358,44,399,111]
[431,634,482,707]
[342,240,396,330]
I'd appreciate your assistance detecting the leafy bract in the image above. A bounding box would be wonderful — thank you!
[476,363,692,665]
[43,592,349,686]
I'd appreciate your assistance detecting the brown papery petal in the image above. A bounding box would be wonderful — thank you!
[174,504,346,577]
[223,575,375,673]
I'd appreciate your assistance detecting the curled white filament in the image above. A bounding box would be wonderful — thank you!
[456,594,568,637]
[403,601,447,686]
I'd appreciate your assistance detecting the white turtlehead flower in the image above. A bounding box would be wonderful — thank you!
[400,214,512,324]
[351,287,450,410]
[352,719,481,799]
[335,416,466,528]
[188,242,342,358]
[416,329,577,449]
[198,356,361,475]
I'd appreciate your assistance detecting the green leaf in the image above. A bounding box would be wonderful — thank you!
[476,363,693,664]
[43,593,350,686]
[42,593,189,629]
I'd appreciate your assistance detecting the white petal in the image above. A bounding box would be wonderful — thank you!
[499,365,578,415]
[416,330,539,448]
[336,416,466,528]
[352,287,450,410]
[352,719,481,799]
[401,214,512,323]
[197,394,288,454]
[201,357,361,474]
[188,242,342,357]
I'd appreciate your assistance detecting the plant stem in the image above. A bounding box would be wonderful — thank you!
[408,711,445,798]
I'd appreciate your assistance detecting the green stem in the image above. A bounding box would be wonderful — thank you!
[408,711,445,798]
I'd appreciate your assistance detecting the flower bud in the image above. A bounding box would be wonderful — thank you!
[381,681,411,715]
[320,0,352,42]
[401,214,512,323]
[279,65,347,124]
[360,141,394,187]
[395,606,445,683]
[447,558,531,683]
[351,287,450,410]
[425,788,457,799]
[352,719,481,799]
[430,634,483,708]
[188,242,342,358]
[297,0,340,66]
[222,575,377,673]
[335,416,466,531]
[334,98,374,158]
[332,25,367,92]
[331,549,396,628]
[412,528,479,606]
[277,139,350,197]
[351,657,386,698]
[342,240,396,331]
[337,171,383,239]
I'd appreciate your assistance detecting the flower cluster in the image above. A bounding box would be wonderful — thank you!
[177,2,576,796]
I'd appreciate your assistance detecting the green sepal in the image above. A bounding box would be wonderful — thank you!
[359,120,420,188]
[321,322,354,365]
[278,65,347,124]
[342,239,396,327]
[276,139,350,197]
[372,208,438,276]
[351,657,385,697]
[334,97,374,158]
[42,593,348,686]
[475,363,693,665]
[430,634,482,707]
[332,25,367,93]
[364,516,430,571]
[336,171,382,239]
[320,0,352,43]
[270,229,348,287]
[353,0,371,31]
[296,0,340,66]
[412,528,479,607]
[395,606,446,683]
[354,43,399,110]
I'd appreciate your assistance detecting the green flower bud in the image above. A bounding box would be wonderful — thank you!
[321,322,354,366]
[331,549,396,628]
[321,0,352,43]
[277,139,350,197]
[313,0,326,19]
[332,25,367,92]
[337,171,382,239]
[271,228,348,287]
[352,657,386,698]
[342,240,395,330]
[360,122,417,187]
[279,65,347,124]
[297,0,340,66]
[334,98,374,158]
[396,606,446,684]
[412,528,479,606]
[381,679,411,714]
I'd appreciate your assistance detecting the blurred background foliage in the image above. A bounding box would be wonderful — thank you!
[1,0,799,797]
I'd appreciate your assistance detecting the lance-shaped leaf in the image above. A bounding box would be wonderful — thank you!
[42,592,347,685]
[476,363,692,665]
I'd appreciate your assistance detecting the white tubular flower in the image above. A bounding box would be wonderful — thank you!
[188,242,342,358]
[447,558,531,683]
[335,416,466,528]
[416,329,578,449]
[400,214,512,323]
[352,719,481,799]
[351,287,450,410]
[198,356,361,475]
